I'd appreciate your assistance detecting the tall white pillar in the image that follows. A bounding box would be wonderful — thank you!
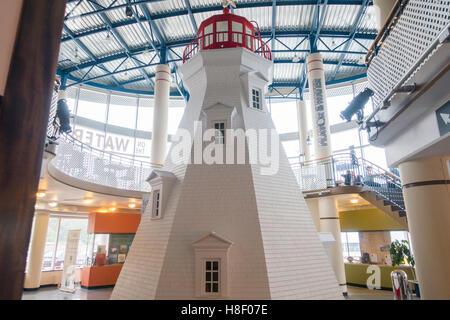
[373,0,397,30]
[151,64,171,168]
[0,0,23,96]
[296,99,311,161]
[318,196,347,295]
[398,156,450,299]
[24,213,50,289]
[306,53,332,159]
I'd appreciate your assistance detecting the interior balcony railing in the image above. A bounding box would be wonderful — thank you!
[291,153,406,212]
[50,133,153,192]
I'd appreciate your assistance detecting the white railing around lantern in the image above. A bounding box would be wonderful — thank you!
[183,31,272,63]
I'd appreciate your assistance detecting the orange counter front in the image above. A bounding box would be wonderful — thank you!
[81,264,123,288]
[81,212,140,288]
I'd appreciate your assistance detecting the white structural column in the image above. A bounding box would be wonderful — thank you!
[398,156,450,299]
[23,213,50,289]
[372,0,397,30]
[0,0,23,95]
[151,64,172,168]
[296,99,311,161]
[318,196,347,295]
[306,53,332,159]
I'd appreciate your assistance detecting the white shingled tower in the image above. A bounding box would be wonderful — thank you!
[111,8,342,300]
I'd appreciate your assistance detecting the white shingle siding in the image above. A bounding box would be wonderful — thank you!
[112,48,342,300]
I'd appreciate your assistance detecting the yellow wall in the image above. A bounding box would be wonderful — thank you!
[345,263,415,289]
[339,208,405,231]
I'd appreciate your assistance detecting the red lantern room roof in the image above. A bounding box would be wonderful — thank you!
[183,8,272,63]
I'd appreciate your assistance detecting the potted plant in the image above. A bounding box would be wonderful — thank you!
[390,240,420,297]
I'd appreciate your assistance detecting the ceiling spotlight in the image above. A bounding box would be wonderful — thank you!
[128,203,136,208]
[350,199,359,204]
[98,209,108,213]
[125,5,133,17]
[105,31,112,42]
[36,192,46,198]
[49,202,58,208]
[109,207,116,212]
[73,47,80,63]
[83,199,94,205]
[340,88,374,123]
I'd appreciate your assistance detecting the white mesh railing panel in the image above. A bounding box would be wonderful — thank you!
[367,0,450,109]
[51,135,152,192]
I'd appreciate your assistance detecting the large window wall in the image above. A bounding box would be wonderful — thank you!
[42,216,88,271]
[66,86,185,162]
[65,81,389,169]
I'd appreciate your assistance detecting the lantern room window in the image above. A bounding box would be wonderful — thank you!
[245,26,253,50]
[204,23,213,47]
[216,21,228,42]
[232,21,243,44]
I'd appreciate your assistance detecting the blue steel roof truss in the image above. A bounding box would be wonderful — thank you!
[88,0,155,89]
[59,0,375,97]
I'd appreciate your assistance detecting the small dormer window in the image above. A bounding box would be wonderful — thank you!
[251,88,262,110]
[214,121,225,144]
[192,232,233,297]
[146,170,176,220]
[204,260,220,293]
[152,190,161,218]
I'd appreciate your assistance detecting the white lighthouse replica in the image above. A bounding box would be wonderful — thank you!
[112,6,342,300]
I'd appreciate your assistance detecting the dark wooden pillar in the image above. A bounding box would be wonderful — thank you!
[0,0,66,300]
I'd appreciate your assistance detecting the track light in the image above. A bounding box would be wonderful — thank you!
[125,5,133,17]
[340,88,374,123]
[57,93,72,134]
[292,55,300,63]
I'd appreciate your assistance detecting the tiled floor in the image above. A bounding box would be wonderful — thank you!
[346,286,393,300]
[22,285,112,300]
[22,285,398,300]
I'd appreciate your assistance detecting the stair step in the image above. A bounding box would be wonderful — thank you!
[399,211,407,217]
[383,200,390,206]
[391,205,400,212]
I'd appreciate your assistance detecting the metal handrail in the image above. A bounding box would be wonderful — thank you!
[365,0,408,66]
[292,153,405,211]
[297,153,401,181]
[183,31,272,63]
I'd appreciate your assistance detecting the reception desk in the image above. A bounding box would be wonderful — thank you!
[81,264,123,288]
[345,263,415,289]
